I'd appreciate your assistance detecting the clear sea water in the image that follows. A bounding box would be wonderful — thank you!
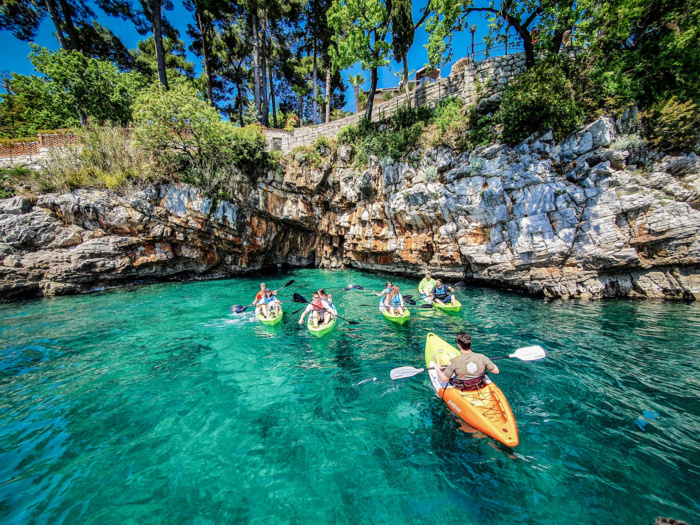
[1,269,699,525]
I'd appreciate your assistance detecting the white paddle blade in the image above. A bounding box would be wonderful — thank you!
[511,345,546,361]
[390,366,426,380]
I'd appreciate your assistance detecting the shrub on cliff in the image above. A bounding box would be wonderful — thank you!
[337,106,430,166]
[133,83,273,191]
[642,98,700,153]
[38,121,152,192]
[498,59,585,145]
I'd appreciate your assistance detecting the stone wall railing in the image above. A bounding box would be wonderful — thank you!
[266,51,535,153]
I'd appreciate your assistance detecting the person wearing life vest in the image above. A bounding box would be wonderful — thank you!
[431,278,456,306]
[317,289,337,316]
[433,332,499,391]
[382,285,405,316]
[298,292,331,327]
[418,272,436,299]
[259,288,280,319]
[373,281,393,297]
[253,283,278,314]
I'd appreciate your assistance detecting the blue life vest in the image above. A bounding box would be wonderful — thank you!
[261,295,277,305]
[434,285,448,297]
[389,294,402,306]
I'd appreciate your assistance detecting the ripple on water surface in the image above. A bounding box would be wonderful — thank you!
[1,269,699,524]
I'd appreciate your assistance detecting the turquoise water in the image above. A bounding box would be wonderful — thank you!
[1,269,699,524]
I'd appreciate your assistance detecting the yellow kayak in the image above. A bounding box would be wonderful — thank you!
[424,333,518,447]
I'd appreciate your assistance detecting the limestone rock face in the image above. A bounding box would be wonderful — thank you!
[1,117,699,301]
[0,183,316,299]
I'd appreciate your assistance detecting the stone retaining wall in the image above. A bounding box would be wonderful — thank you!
[267,52,533,152]
[269,50,580,152]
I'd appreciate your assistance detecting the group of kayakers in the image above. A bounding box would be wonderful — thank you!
[243,273,544,448]
[418,271,458,306]
[252,270,458,325]
[251,283,338,328]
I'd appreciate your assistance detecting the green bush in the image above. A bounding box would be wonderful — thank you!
[133,83,274,192]
[498,59,585,144]
[642,97,700,153]
[336,106,431,167]
[0,167,36,198]
[41,121,152,192]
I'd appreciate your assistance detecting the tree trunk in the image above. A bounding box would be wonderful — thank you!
[152,0,168,89]
[269,67,277,128]
[58,0,81,51]
[312,42,318,125]
[197,11,214,104]
[354,85,359,115]
[522,34,535,68]
[251,13,261,122]
[260,9,269,127]
[402,52,410,99]
[365,67,378,121]
[236,81,244,127]
[297,93,303,125]
[44,0,67,49]
[325,64,331,123]
[236,81,245,127]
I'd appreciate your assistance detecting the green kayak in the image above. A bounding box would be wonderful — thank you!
[433,299,462,313]
[256,308,284,326]
[307,316,336,338]
[380,307,410,325]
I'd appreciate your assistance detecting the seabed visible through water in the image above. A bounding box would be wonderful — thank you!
[1,268,699,524]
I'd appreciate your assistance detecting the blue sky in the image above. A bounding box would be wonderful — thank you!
[0,0,522,113]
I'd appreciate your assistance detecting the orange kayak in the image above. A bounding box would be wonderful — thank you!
[425,333,519,447]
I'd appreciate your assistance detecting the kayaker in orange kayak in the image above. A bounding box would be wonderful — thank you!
[433,332,499,390]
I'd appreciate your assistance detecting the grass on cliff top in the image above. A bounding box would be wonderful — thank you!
[328,98,496,169]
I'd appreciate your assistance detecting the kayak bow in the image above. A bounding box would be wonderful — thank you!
[307,316,337,338]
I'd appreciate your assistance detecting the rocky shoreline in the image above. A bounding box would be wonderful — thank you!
[1,116,699,301]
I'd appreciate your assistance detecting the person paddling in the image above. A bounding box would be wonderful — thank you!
[253,282,277,314]
[382,285,406,316]
[259,288,280,319]
[318,289,337,315]
[418,272,436,299]
[298,292,330,328]
[433,332,499,391]
[373,281,393,297]
[431,279,456,306]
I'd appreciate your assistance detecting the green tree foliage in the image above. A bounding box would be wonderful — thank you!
[0,0,134,67]
[0,46,146,137]
[498,58,584,144]
[426,0,582,69]
[578,0,700,109]
[133,82,273,190]
[328,0,392,120]
[131,36,195,81]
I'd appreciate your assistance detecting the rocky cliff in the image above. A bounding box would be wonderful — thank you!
[1,117,699,301]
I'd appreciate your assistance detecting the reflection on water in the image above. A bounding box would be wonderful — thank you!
[1,269,699,524]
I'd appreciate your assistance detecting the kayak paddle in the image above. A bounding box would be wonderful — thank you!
[389,345,546,380]
[229,280,295,313]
